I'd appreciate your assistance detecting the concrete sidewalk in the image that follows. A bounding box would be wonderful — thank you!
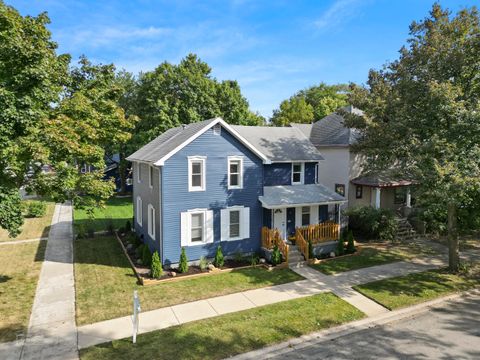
[77,255,446,349]
[20,202,78,360]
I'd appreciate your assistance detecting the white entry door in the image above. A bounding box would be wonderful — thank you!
[273,208,287,240]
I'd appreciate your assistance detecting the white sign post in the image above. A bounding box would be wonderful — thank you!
[132,290,141,344]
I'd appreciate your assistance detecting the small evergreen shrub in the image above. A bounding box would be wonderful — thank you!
[213,246,224,268]
[179,247,189,273]
[142,244,152,266]
[26,201,46,218]
[271,245,282,266]
[346,230,356,253]
[125,220,132,233]
[150,251,163,279]
[199,256,208,271]
[337,235,345,256]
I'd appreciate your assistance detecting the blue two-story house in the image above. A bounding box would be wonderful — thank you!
[126,118,345,266]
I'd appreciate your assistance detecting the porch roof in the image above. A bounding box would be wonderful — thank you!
[259,184,346,209]
[351,173,414,188]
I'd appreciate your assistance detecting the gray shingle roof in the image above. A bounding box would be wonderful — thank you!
[294,105,363,147]
[231,125,324,162]
[259,184,346,208]
[126,118,218,163]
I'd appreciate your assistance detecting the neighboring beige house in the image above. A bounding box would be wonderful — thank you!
[292,106,413,217]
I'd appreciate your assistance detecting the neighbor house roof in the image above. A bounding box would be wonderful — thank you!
[126,118,270,165]
[259,184,346,209]
[351,172,414,188]
[292,105,362,147]
[231,125,324,162]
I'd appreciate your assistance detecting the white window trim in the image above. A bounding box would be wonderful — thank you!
[226,206,243,241]
[137,162,141,183]
[221,206,250,241]
[149,166,154,189]
[188,156,206,192]
[227,156,243,190]
[148,204,155,239]
[181,208,214,246]
[291,162,304,185]
[188,209,206,245]
[136,197,142,226]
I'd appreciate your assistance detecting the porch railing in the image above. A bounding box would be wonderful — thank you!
[261,227,289,263]
[295,229,309,261]
[296,222,340,244]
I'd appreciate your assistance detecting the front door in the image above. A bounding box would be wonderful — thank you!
[273,208,286,240]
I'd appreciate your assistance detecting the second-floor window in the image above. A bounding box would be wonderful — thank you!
[188,156,206,191]
[228,156,243,189]
[292,162,304,184]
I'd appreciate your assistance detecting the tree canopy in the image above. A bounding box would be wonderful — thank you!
[271,83,348,126]
[347,4,480,271]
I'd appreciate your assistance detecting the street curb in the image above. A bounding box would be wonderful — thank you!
[229,288,480,360]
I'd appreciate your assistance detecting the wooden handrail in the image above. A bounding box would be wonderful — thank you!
[295,228,309,261]
[296,222,340,244]
[261,227,289,263]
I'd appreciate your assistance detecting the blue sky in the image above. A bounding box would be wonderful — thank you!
[9,0,479,118]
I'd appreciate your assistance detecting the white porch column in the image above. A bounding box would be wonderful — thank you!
[406,187,412,208]
[374,187,381,209]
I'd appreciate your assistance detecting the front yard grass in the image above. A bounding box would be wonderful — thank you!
[0,201,55,242]
[310,242,439,275]
[73,196,133,233]
[80,292,364,360]
[0,241,46,342]
[353,267,480,310]
[74,236,304,325]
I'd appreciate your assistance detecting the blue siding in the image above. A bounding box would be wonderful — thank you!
[161,127,264,265]
[263,163,291,186]
[286,207,295,236]
[304,162,317,184]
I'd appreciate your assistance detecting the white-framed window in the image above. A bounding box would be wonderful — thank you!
[136,197,142,226]
[148,204,155,239]
[301,206,310,226]
[228,156,243,189]
[137,163,142,183]
[213,123,221,135]
[188,156,206,191]
[292,162,304,185]
[149,166,154,188]
[220,206,250,241]
[180,209,214,246]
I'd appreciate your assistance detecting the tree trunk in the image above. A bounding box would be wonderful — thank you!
[119,152,127,195]
[447,202,459,272]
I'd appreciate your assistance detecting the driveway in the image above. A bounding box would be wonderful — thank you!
[270,292,480,359]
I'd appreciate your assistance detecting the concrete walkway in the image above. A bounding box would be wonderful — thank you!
[77,255,446,349]
[20,202,78,360]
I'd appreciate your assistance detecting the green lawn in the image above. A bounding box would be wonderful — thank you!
[80,292,364,360]
[354,268,480,310]
[0,201,55,242]
[73,196,133,232]
[74,236,304,325]
[0,241,46,342]
[310,243,439,275]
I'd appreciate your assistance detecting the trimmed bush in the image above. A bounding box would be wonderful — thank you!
[346,230,356,253]
[199,256,208,271]
[142,245,152,266]
[213,246,224,268]
[345,206,398,241]
[150,251,163,279]
[26,201,46,218]
[179,247,189,273]
[337,236,345,256]
[271,245,282,266]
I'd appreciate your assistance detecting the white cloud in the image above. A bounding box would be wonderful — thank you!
[314,0,364,30]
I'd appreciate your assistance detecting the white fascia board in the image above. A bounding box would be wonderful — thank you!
[271,159,325,163]
[154,118,270,166]
[259,199,347,209]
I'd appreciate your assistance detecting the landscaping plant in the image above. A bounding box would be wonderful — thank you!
[337,235,345,256]
[199,256,208,271]
[142,244,152,266]
[345,206,397,241]
[150,251,163,279]
[271,245,282,266]
[213,246,224,268]
[26,201,47,218]
[346,230,356,253]
[179,247,189,273]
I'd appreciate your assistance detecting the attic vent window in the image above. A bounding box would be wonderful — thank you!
[213,124,221,135]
